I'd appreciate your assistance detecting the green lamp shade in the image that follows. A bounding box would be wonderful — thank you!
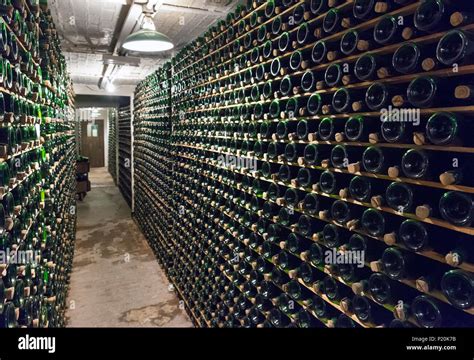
[122,29,174,52]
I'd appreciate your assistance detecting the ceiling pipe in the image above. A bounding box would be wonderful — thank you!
[98,0,168,90]
[159,3,225,15]
[98,0,143,89]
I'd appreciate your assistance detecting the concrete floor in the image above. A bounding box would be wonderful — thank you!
[66,167,192,327]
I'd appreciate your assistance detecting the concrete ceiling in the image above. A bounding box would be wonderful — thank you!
[50,0,238,96]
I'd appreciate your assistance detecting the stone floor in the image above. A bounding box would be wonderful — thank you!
[66,167,192,327]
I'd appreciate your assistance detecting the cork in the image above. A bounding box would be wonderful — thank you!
[416,204,432,219]
[5,287,15,300]
[445,252,461,267]
[450,11,466,26]
[5,218,14,231]
[276,197,286,206]
[352,282,365,296]
[347,219,359,231]
[321,159,330,168]
[388,166,400,178]
[308,133,318,142]
[297,157,306,166]
[297,201,305,210]
[413,132,426,145]
[313,282,322,293]
[319,210,329,219]
[288,269,298,279]
[415,278,430,293]
[357,40,371,51]
[383,232,397,246]
[371,195,384,208]
[370,260,383,272]
[342,75,353,85]
[314,28,323,39]
[339,188,349,198]
[352,101,364,112]
[340,298,351,313]
[455,85,472,99]
[341,17,354,29]
[422,58,437,72]
[394,306,408,321]
[270,255,280,267]
[375,2,389,13]
[335,132,345,142]
[391,95,405,107]
[347,162,361,173]
[377,67,391,79]
[368,132,380,144]
[327,51,339,61]
[288,133,298,142]
[439,171,456,186]
[300,251,309,261]
[402,27,415,40]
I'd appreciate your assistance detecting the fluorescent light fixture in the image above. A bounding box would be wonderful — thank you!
[106,82,116,93]
[122,14,173,53]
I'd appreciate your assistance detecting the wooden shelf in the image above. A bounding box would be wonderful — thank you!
[173,1,269,70]
[189,1,423,92]
[174,0,306,78]
[179,65,474,114]
[175,150,474,278]
[186,187,394,328]
[179,19,474,94]
[174,142,474,235]
[199,167,474,316]
[175,57,474,105]
[180,190,365,328]
[179,130,474,158]
[178,157,474,274]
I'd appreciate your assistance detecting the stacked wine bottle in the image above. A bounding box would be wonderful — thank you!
[118,105,132,207]
[134,65,178,299]
[0,0,77,328]
[108,108,117,184]
[134,0,474,327]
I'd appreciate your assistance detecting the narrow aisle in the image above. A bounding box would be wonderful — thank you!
[66,168,192,327]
